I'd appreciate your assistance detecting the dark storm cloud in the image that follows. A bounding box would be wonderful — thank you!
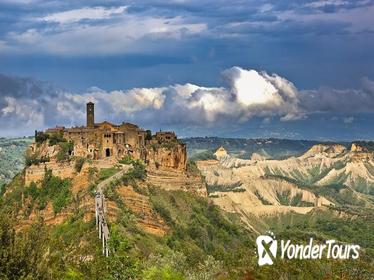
[1,0,373,55]
[0,0,374,139]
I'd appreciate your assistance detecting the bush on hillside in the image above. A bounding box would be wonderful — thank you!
[35,132,49,144]
[24,169,72,214]
[24,152,50,167]
[121,160,147,186]
[74,157,85,173]
[48,132,66,146]
[56,142,74,162]
[119,155,133,165]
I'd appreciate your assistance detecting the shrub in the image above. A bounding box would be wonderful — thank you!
[25,181,39,200]
[35,131,49,144]
[52,188,71,214]
[142,266,185,280]
[25,169,73,214]
[56,142,74,162]
[119,155,133,165]
[74,157,85,173]
[88,183,96,196]
[131,160,147,180]
[88,167,98,181]
[206,183,244,193]
[121,160,147,186]
[161,141,178,150]
[48,132,66,146]
[145,130,152,141]
[152,200,173,225]
[187,160,200,176]
[24,152,49,167]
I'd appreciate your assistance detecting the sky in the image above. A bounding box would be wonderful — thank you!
[0,0,374,140]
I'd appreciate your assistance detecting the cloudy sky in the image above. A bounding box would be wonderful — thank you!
[0,0,373,140]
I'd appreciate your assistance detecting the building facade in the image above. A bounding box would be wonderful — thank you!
[46,102,147,160]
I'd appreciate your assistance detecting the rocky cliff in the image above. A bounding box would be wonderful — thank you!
[145,142,187,171]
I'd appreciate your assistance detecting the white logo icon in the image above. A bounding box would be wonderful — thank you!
[256,233,360,266]
[256,233,277,266]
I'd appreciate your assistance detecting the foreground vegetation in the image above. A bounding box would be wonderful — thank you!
[1,164,374,279]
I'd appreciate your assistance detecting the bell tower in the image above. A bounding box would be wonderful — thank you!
[87,102,94,128]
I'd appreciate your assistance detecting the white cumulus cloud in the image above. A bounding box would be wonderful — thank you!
[50,67,304,126]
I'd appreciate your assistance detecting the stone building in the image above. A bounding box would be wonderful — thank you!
[155,131,177,142]
[46,102,147,160]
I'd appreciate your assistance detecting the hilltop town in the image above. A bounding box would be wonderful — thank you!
[26,102,187,184]
[20,101,206,238]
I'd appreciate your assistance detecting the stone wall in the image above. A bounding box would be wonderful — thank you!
[25,161,75,185]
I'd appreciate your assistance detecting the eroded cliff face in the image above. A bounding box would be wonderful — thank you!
[28,142,60,159]
[145,144,187,171]
[301,144,347,158]
[193,143,374,230]
[107,185,169,236]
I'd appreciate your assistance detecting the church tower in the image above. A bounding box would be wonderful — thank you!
[87,102,94,128]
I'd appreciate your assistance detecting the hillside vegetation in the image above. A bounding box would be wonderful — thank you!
[1,138,374,279]
[0,137,33,187]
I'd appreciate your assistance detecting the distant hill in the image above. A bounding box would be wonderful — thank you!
[0,137,33,187]
[182,137,349,160]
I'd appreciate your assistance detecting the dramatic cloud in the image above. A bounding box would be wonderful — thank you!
[42,6,128,24]
[0,0,373,56]
[0,3,207,55]
[1,67,374,137]
[53,67,304,127]
[0,0,373,94]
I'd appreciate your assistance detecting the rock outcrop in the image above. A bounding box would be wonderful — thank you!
[214,146,228,159]
[301,144,347,158]
[351,143,368,153]
[108,185,169,236]
[146,167,207,197]
[250,152,267,161]
[146,143,187,171]
[28,142,61,159]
